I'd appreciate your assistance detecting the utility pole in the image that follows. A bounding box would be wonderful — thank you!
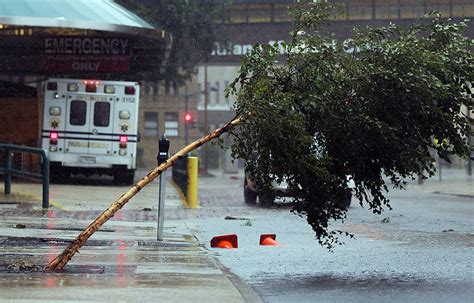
[467,106,472,176]
[184,83,189,145]
[204,63,209,174]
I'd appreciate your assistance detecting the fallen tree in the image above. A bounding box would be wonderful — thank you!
[227,2,472,248]
[47,116,241,270]
[48,2,472,270]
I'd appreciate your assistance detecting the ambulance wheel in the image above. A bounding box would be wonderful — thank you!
[113,170,135,186]
[50,167,70,184]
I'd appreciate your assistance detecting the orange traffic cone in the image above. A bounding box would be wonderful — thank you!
[210,234,238,249]
[259,234,279,246]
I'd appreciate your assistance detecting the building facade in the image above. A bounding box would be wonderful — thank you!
[197,0,473,171]
[138,81,200,167]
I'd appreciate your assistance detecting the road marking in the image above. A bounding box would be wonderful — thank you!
[8,191,69,211]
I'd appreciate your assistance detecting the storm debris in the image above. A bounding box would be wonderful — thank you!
[7,260,45,272]
[241,220,252,226]
[225,216,249,220]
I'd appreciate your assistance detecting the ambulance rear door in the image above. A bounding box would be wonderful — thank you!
[88,95,114,156]
[64,94,114,163]
[64,95,90,157]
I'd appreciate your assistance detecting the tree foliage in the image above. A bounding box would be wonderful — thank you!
[117,0,227,85]
[229,1,473,249]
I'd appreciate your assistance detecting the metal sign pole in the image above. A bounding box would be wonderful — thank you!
[157,134,170,241]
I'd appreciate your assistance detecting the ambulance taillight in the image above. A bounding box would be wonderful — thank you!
[49,132,59,152]
[119,136,128,155]
[50,132,58,144]
[47,82,58,91]
[119,135,128,146]
[124,86,135,95]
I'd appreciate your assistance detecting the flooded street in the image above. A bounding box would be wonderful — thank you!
[189,170,474,303]
[0,169,472,302]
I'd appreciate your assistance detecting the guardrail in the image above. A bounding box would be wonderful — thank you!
[0,144,49,208]
[171,154,188,198]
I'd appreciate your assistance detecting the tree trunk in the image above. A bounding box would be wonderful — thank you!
[47,115,242,271]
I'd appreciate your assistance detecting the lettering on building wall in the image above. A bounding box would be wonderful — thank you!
[44,37,130,56]
[211,40,286,56]
[211,39,359,57]
[42,36,131,73]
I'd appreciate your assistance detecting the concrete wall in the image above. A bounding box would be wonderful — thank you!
[0,97,40,147]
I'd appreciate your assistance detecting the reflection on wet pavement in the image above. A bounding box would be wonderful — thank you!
[0,203,247,302]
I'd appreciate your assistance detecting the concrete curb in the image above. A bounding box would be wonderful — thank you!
[433,191,474,199]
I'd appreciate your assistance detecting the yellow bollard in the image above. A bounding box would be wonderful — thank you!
[187,156,198,208]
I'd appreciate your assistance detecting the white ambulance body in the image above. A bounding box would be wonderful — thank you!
[42,78,140,184]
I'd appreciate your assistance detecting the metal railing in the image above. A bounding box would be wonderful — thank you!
[0,144,49,208]
[172,154,188,198]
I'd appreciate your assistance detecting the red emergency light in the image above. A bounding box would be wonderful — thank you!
[50,132,58,144]
[84,80,99,93]
[124,86,135,95]
[185,113,192,124]
[84,80,100,85]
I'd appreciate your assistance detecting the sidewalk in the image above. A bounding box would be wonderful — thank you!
[406,167,473,198]
[0,174,261,303]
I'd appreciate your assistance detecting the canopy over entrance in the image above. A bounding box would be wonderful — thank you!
[0,0,171,79]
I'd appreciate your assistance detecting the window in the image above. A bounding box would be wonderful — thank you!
[224,81,230,102]
[173,82,179,96]
[332,0,347,20]
[69,100,86,126]
[452,0,474,17]
[144,112,158,137]
[197,83,203,104]
[428,0,450,17]
[400,0,426,18]
[93,102,110,127]
[248,4,272,23]
[229,3,248,23]
[214,81,220,105]
[164,112,179,137]
[347,0,373,20]
[376,0,401,19]
[273,4,293,22]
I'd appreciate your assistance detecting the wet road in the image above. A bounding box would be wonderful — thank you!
[0,172,256,303]
[189,171,474,303]
[1,170,471,302]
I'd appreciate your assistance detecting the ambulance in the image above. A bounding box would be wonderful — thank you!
[42,78,140,185]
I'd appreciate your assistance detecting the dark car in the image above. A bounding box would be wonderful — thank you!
[244,170,352,208]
